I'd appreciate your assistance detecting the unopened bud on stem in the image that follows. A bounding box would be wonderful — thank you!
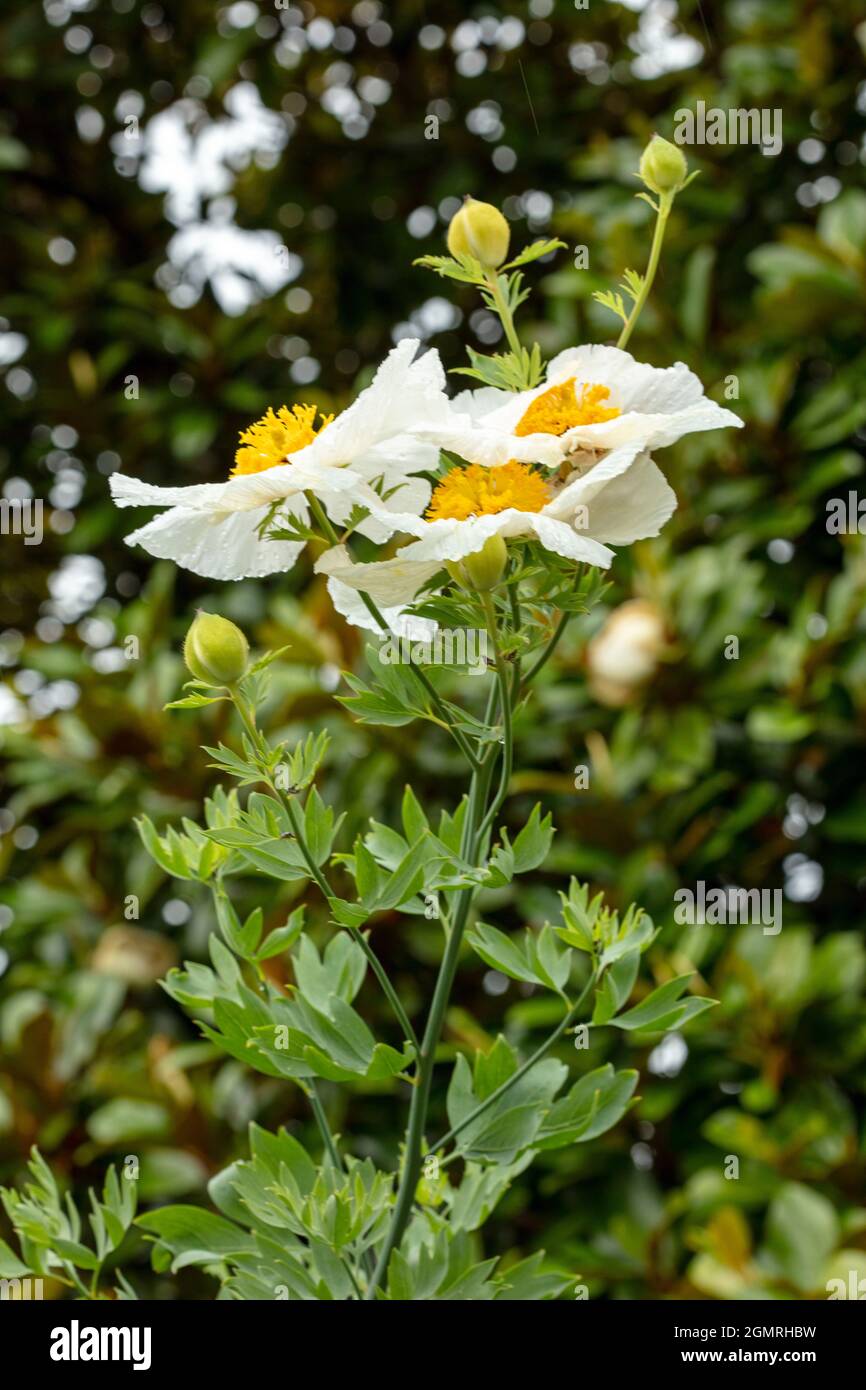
[638,134,688,196]
[446,535,508,593]
[447,196,510,269]
[184,611,250,687]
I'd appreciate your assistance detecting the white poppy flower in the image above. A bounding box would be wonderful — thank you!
[440,343,742,468]
[108,340,454,581]
[313,346,742,611]
[314,445,672,609]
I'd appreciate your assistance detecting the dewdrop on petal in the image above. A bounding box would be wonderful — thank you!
[447,197,510,269]
[638,134,688,195]
[183,611,250,687]
[446,535,508,593]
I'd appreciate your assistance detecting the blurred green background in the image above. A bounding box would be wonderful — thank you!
[2,0,866,1298]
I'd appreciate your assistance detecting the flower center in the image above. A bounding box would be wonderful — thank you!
[514,378,620,437]
[231,404,333,477]
[426,460,550,522]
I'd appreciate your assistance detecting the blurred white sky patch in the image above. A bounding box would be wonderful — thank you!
[0,330,28,367]
[46,555,106,624]
[611,0,704,79]
[166,206,302,317]
[0,685,26,727]
[647,1032,688,1078]
[112,82,298,314]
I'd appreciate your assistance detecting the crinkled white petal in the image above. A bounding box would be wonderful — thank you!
[316,544,443,608]
[544,442,645,518]
[352,436,441,482]
[421,419,564,469]
[325,474,433,544]
[451,385,510,420]
[556,398,742,452]
[573,452,677,544]
[123,501,307,580]
[295,339,450,471]
[110,460,314,515]
[387,510,537,565]
[326,576,437,640]
[529,515,615,568]
[546,344,708,411]
[470,343,743,459]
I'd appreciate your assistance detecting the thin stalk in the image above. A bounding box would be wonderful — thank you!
[359,588,481,773]
[521,610,570,691]
[476,593,514,846]
[433,972,596,1153]
[306,1081,343,1172]
[306,1084,376,1290]
[281,793,419,1052]
[616,190,673,352]
[485,270,523,364]
[228,689,419,1051]
[507,578,523,703]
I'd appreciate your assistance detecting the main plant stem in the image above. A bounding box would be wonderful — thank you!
[365,746,498,1298]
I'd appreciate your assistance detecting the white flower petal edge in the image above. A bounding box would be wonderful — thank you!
[325,574,437,641]
[317,545,444,609]
[108,339,452,580]
[314,508,616,612]
[313,440,679,615]
[124,503,308,582]
[451,344,743,465]
[564,453,677,545]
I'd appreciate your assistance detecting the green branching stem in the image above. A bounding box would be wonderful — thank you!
[507,577,523,702]
[476,593,514,846]
[305,1081,343,1172]
[433,970,597,1154]
[228,688,419,1052]
[365,744,498,1298]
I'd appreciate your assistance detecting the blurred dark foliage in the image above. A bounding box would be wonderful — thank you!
[1,0,866,1298]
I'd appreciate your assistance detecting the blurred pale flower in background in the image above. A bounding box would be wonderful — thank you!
[586,598,667,706]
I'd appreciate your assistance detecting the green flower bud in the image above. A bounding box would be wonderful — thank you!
[447,197,510,269]
[446,535,508,593]
[639,134,688,195]
[183,611,250,687]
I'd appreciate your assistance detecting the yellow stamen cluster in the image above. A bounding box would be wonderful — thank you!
[426,460,550,523]
[515,379,619,437]
[231,404,333,477]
